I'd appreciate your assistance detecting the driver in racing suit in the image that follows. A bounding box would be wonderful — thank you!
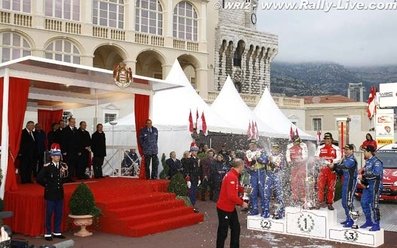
[315,132,341,210]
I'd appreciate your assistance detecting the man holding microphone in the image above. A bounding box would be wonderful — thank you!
[216,158,248,248]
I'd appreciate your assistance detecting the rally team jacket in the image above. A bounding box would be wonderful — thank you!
[216,169,244,212]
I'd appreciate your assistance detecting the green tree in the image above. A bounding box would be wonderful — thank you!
[69,183,101,217]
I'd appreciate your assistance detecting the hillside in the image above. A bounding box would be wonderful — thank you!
[270,62,397,97]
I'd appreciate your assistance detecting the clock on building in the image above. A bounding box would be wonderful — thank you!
[251,13,257,25]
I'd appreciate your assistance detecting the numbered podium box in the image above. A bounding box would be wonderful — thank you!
[246,207,384,247]
[328,227,384,247]
[285,206,337,239]
[247,215,286,234]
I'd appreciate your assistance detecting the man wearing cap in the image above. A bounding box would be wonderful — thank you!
[263,144,285,219]
[245,140,268,216]
[335,144,358,227]
[286,135,308,205]
[358,145,383,231]
[37,143,67,241]
[184,145,201,212]
[315,132,341,210]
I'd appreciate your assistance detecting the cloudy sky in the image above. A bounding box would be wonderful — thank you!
[256,0,397,66]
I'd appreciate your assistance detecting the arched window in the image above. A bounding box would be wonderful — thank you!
[93,0,124,29]
[1,0,31,13]
[0,32,31,63]
[173,1,198,41]
[136,0,163,35]
[44,0,80,21]
[44,39,80,64]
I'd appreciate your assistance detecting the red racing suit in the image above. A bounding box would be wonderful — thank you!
[315,144,341,204]
[286,142,308,203]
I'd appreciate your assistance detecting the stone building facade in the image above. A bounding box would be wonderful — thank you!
[0,0,278,100]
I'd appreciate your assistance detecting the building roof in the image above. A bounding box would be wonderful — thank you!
[303,95,356,104]
[0,56,183,109]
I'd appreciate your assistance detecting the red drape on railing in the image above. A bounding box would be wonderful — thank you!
[38,109,63,135]
[134,94,150,179]
[6,77,30,192]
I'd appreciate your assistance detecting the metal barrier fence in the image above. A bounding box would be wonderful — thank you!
[103,146,140,178]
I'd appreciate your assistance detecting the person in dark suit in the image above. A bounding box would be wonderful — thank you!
[77,121,91,179]
[34,123,46,177]
[18,121,36,183]
[166,151,183,179]
[60,117,80,181]
[91,123,106,178]
[47,122,60,150]
[37,143,67,241]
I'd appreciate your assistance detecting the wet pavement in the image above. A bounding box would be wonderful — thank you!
[13,199,397,248]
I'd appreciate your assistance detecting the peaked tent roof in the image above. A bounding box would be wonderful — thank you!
[153,60,241,133]
[254,88,315,140]
[210,76,281,137]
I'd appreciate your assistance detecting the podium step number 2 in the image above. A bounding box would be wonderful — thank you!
[247,207,384,247]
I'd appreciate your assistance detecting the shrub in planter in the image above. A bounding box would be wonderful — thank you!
[168,172,188,197]
[69,183,101,217]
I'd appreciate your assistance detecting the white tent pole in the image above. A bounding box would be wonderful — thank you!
[1,68,10,198]
[149,92,153,119]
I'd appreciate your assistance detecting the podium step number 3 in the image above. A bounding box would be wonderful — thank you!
[247,207,384,247]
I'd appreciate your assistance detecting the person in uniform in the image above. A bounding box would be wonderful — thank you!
[216,158,248,248]
[184,146,201,212]
[286,135,308,206]
[139,119,159,179]
[263,144,285,219]
[37,143,67,241]
[245,140,268,216]
[315,132,341,210]
[359,145,383,231]
[335,144,358,227]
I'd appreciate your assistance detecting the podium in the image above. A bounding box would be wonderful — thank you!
[247,207,384,247]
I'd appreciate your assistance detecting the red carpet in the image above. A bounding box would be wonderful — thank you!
[4,178,203,237]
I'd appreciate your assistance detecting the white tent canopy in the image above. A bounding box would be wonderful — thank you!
[210,76,282,137]
[153,60,241,133]
[254,88,314,140]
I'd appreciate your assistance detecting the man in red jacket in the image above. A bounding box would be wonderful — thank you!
[216,158,248,248]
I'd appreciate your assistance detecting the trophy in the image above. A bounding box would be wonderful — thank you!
[242,185,253,211]
[349,210,360,229]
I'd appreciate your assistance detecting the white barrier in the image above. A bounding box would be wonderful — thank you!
[247,207,384,247]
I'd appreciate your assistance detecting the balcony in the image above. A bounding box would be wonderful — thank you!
[134,33,164,47]
[44,18,81,34]
[0,11,31,27]
[1,11,203,53]
[0,11,11,24]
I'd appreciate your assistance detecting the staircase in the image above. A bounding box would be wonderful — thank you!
[98,192,204,237]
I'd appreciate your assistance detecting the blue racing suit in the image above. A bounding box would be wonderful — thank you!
[263,152,285,218]
[360,156,383,225]
[246,150,268,215]
[336,154,358,222]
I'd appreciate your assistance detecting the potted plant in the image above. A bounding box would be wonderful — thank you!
[69,183,101,237]
[168,172,192,206]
